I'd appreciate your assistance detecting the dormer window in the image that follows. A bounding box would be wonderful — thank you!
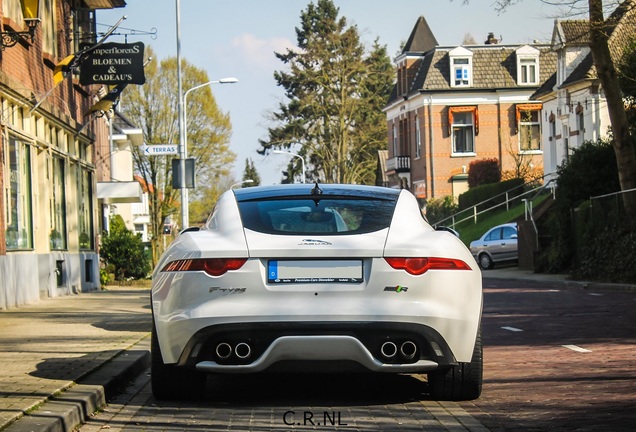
[454,58,470,86]
[449,47,473,88]
[516,45,540,86]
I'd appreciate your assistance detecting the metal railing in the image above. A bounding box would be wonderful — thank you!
[522,179,557,250]
[432,177,556,231]
[589,187,636,221]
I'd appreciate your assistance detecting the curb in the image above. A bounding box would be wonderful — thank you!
[2,337,150,432]
[483,271,636,293]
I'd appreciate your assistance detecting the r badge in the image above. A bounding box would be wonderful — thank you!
[384,285,408,293]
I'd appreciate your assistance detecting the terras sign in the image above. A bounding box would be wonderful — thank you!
[143,145,178,156]
[80,42,146,85]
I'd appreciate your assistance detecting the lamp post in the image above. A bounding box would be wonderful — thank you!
[180,78,238,228]
[272,150,306,183]
[183,77,239,161]
[175,0,186,230]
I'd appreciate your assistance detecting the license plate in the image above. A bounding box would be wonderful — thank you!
[268,260,363,284]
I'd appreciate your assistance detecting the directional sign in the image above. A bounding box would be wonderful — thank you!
[143,144,178,156]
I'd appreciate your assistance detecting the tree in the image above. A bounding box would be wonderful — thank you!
[463,33,478,45]
[119,47,235,264]
[258,0,394,185]
[485,0,636,224]
[242,158,261,186]
[587,0,636,222]
[100,215,150,281]
[618,38,636,137]
[537,140,620,272]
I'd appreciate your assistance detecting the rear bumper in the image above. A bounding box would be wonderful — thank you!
[173,321,466,374]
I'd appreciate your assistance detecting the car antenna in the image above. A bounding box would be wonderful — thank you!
[310,182,323,196]
[310,182,322,206]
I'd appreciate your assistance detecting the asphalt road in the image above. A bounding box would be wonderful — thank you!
[463,277,636,431]
[77,277,636,431]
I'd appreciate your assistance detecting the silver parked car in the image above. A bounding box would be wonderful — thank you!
[469,222,518,270]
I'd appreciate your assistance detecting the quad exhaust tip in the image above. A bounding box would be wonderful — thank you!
[235,342,251,359]
[215,342,252,361]
[381,340,418,361]
[380,341,398,358]
[215,342,232,359]
[400,341,417,359]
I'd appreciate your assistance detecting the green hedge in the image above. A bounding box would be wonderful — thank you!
[458,178,525,211]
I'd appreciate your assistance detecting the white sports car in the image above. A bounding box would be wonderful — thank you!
[151,183,483,401]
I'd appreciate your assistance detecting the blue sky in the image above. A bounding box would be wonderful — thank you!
[98,0,568,185]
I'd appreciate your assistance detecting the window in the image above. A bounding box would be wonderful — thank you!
[449,47,473,88]
[41,0,58,57]
[549,114,556,141]
[453,58,471,86]
[415,115,421,159]
[576,104,585,136]
[485,228,501,242]
[237,196,399,236]
[2,0,23,23]
[449,108,477,154]
[502,226,517,240]
[516,104,542,152]
[519,59,538,85]
[50,156,67,250]
[516,46,540,86]
[5,136,33,250]
[78,167,94,250]
[392,123,398,157]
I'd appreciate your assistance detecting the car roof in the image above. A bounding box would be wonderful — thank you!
[232,183,401,202]
[489,222,517,230]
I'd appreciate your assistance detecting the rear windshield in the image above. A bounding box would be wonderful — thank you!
[237,197,397,235]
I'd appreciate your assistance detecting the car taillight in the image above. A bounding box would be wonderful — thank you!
[384,257,471,275]
[162,258,247,276]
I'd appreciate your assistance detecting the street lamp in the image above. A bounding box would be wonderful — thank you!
[183,78,239,161]
[180,77,238,228]
[175,0,239,229]
[272,150,306,183]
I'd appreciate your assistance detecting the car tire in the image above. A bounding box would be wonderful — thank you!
[427,327,483,401]
[478,253,494,270]
[151,320,206,400]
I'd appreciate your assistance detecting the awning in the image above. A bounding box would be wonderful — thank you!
[448,106,479,136]
[97,181,142,203]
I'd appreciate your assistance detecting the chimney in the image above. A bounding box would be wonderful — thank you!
[485,32,499,44]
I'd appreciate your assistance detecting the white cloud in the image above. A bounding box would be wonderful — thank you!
[228,33,294,70]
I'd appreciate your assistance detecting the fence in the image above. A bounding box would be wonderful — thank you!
[571,187,636,268]
[431,178,556,230]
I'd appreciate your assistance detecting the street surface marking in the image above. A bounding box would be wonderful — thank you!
[562,345,592,353]
[588,293,604,296]
[501,326,523,332]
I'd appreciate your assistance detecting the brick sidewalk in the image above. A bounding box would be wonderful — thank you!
[0,288,151,430]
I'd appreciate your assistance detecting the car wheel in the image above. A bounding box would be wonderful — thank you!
[478,253,493,270]
[427,327,483,401]
[151,320,206,400]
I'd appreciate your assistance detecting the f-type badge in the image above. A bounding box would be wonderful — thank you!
[299,239,332,246]
[384,285,408,293]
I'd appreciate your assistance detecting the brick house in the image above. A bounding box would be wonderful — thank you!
[533,0,636,180]
[383,17,557,205]
[0,0,127,309]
